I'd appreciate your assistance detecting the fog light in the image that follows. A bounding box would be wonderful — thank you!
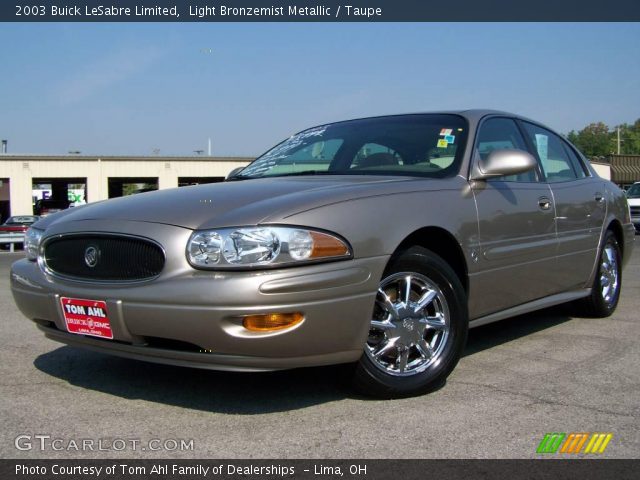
[242,312,304,332]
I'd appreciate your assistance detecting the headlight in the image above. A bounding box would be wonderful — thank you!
[187,232,222,265]
[186,226,351,269]
[25,227,44,261]
[223,228,280,264]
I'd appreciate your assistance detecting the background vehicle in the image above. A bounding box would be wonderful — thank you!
[625,182,640,233]
[0,215,39,250]
[33,198,71,216]
[10,111,635,398]
[0,215,39,233]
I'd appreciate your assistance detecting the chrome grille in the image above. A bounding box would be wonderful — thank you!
[43,234,164,281]
[630,206,640,216]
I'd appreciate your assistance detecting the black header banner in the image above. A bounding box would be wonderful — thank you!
[2,459,640,480]
[2,0,640,22]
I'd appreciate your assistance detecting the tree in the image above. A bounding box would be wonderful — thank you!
[567,130,579,145]
[569,122,614,158]
[568,119,640,157]
[614,119,640,155]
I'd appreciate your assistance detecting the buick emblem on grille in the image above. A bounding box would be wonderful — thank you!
[84,246,99,268]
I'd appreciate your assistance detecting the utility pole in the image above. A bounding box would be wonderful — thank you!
[208,137,212,156]
[617,127,621,155]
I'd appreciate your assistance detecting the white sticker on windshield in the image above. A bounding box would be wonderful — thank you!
[241,126,328,177]
[439,128,453,136]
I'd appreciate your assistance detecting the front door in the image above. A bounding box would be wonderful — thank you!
[469,117,558,318]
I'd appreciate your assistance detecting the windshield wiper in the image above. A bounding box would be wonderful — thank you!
[225,174,253,181]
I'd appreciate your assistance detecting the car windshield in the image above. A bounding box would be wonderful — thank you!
[626,184,640,198]
[237,114,469,179]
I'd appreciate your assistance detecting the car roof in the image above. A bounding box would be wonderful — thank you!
[399,109,542,125]
[301,109,543,131]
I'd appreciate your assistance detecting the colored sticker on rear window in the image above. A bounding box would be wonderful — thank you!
[437,139,449,148]
[444,135,455,144]
[439,128,453,136]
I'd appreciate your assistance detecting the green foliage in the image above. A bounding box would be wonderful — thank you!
[568,119,640,157]
[567,130,579,145]
[570,122,614,157]
[616,119,640,155]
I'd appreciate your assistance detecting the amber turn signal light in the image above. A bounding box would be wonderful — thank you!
[242,312,304,332]
[309,231,350,258]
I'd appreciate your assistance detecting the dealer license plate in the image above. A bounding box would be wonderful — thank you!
[60,297,113,339]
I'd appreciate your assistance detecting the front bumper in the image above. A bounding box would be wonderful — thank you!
[11,250,388,372]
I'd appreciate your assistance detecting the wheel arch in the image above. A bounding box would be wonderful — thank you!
[392,226,469,296]
[606,218,624,259]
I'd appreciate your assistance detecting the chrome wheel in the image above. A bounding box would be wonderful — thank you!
[600,243,619,306]
[573,231,622,319]
[365,272,450,377]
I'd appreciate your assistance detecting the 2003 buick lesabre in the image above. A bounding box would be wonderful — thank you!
[11,110,635,397]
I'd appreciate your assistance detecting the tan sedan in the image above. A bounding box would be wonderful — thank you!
[11,110,635,397]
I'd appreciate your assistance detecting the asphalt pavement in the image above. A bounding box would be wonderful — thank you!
[1,246,638,459]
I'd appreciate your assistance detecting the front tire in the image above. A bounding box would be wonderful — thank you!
[575,230,622,318]
[353,246,468,398]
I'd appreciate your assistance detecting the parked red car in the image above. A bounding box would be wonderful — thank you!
[0,215,40,234]
[0,216,40,250]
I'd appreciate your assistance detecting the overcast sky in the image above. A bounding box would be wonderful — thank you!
[1,23,639,156]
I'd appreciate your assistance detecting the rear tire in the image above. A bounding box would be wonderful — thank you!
[574,230,622,318]
[353,246,468,398]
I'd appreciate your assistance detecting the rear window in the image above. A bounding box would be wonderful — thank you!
[5,216,38,225]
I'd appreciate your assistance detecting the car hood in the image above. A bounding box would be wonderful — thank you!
[37,175,444,230]
[627,197,640,206]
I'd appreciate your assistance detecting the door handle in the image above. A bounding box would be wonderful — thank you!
[594,192,605,204]
[538,196,551,211]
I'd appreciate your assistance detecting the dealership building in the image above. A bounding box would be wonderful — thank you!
[0,154,252,221]
[1,152,639,222]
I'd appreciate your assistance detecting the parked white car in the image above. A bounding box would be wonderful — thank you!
[626,182,640,233]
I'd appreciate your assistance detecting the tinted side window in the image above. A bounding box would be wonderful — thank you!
[476,117,537,182]
[521,123,578,183]
[562,143,589,178]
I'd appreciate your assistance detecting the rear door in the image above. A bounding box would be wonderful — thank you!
[470,117,558,318]
[519,121,605,290]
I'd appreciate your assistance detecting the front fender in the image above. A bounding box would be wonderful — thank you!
[278,185,479,268]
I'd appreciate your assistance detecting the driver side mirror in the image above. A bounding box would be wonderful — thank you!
[470,149,538,181]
